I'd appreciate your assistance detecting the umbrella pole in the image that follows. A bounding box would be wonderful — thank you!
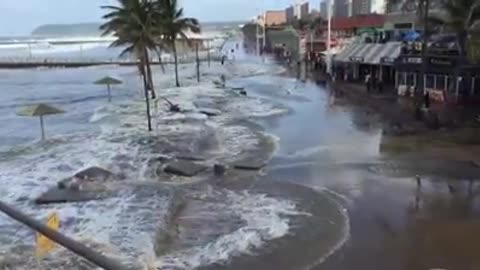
[107,84,111,102]
[39,115,45,141]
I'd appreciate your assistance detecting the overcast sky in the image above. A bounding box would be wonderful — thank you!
[0,0,320,36]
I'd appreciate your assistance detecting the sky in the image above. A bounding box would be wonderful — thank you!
[0,0,320,36]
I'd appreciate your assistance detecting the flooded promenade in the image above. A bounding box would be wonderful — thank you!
[1,40,480,270]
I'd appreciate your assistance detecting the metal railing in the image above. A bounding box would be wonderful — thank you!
[0,200,131,270]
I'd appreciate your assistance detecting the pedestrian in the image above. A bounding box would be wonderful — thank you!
[228,49,236,62]
[221,54,226,65]
[424,90,430,109]
[365,73,371,92]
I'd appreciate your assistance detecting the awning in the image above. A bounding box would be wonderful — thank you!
[334,43,364,62]
[380,42,402,65]
[319,47,341,55]
[334,42,402,65]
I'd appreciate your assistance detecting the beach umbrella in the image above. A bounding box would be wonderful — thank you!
[94,76,123,102]
[17,103,65,140]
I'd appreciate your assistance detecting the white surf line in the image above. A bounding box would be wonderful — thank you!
[302,188,351,270]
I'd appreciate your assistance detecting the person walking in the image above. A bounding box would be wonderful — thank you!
[365,73,371,92]
[378,78,383,93]
[424,90,430,109]
[221,54,226,65]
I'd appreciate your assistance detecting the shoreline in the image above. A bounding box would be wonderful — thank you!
[297,67,480,161]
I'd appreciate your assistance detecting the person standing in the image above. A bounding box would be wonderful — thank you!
[365,73,371,92]
[424,90,430,109]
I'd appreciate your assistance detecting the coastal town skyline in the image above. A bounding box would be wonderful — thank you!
[0,0,323,36]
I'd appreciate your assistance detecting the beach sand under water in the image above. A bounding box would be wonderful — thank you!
[0,44,350,270]
[4,39,479,270]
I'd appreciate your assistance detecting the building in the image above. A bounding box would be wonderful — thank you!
[264,10,287,27]
[320,1,328,19]
[286,6,295,24]
[352,0,372,16]
[334,0,351,18]
[321,14,386,37]
[300,2,310,19]
[371,0,386,14]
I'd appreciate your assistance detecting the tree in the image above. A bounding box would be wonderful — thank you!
[154,0,201,87]
[428,0,480,57]
[100,0,158,131]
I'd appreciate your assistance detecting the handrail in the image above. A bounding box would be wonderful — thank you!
[0,200,131,270]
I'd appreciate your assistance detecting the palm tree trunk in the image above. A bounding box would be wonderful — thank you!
[140,54,153,132]
[172,41,180,87]
[155,48,166,73]
[144,49,156,99]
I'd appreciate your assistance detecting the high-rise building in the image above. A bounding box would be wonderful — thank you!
[334,0,351,17]
[300,2,310,19]
[352,0,372,15]
[320,1,328,19]
[286,6,295,23]
[371,0,386,13]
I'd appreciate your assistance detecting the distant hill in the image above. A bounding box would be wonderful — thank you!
[31,21,246,37]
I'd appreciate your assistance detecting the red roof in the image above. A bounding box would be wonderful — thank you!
[329,14,386,30]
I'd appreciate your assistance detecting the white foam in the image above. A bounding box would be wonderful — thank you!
[156,190,307,269]
[0,57,293,267]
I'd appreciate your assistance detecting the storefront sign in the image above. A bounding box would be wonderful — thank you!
[381,57,396,64]
[402,57,422,64]
[349,56,364,62]
[429,58,453,66]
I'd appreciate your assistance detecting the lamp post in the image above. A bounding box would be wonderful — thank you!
[417,0,430,110]
[326,0,332,76]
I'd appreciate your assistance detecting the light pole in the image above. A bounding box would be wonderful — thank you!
[326,0,332,75]
[417,0,430,110]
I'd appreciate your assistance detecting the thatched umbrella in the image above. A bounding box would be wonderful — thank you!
[17,104,64,140]
[94,76,123,102]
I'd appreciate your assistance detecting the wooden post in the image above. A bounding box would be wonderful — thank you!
[107,84,111,102]
[444,75,448,91]
[39,115,45,141]
[195,42,200,83]
[456,77,461,103]
[423,74,426,92]
[471,76,475,97]
[395,71,399,89]
[433,75,437,90]
[207,40,211,67]
[0,200,129,270]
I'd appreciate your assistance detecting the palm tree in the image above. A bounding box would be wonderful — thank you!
[387,0,480,57]
[100,0,159,131]
[154,0,201,87]
[428,0,480,57]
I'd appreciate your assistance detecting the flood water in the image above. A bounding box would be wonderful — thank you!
[1,39,480,270]
[226,70,480,270]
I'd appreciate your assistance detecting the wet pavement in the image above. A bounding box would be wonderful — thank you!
[228,71,480,270]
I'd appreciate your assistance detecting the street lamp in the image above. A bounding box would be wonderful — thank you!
[418,0,430,108]
[326,0,333,75]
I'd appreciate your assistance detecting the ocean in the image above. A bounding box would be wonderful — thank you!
[0,26,349,269]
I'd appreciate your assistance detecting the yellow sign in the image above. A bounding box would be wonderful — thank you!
[36,212,60,258]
